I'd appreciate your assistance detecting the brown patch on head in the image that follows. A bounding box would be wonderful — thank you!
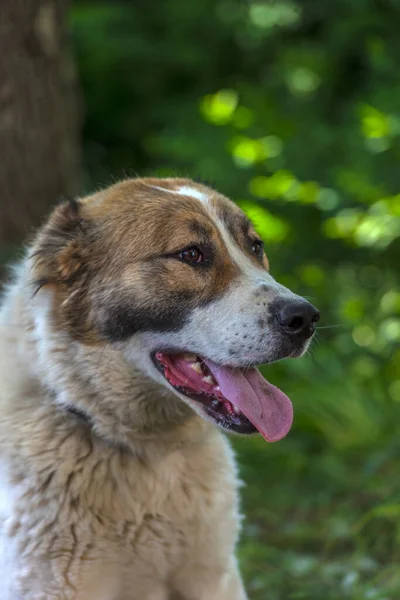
[30,178,247,343]
[84,179,241,341]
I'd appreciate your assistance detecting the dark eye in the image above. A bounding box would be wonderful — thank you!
[179,247,204,264]
[251,240,263,257]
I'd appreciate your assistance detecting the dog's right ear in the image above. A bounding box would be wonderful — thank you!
[30,198,90,296]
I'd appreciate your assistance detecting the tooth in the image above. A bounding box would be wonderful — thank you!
[190,362,203,375]
[184,353,197,361]
[232,405,241,415]
[215,386,220,392]
[203,375,215,385]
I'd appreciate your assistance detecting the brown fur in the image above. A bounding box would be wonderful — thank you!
[31,180,248,343]
[0,178,256,599]
[1,179,316,598]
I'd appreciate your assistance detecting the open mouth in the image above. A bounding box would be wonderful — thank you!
[153,352,293,442]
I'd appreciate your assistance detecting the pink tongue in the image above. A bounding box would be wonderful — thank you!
[204,360,293,442]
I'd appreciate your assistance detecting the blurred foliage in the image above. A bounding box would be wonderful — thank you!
[69,1,400,597]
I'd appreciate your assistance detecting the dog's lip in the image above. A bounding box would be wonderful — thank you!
[151,350,258,435]
[150,348,266,370]
[151,350,294,442]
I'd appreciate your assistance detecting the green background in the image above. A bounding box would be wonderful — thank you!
[70,1,400,598]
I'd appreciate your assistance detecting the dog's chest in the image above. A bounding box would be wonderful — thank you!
[0,434,240,597]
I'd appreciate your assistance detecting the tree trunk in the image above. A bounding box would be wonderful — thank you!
[0,0,82,254]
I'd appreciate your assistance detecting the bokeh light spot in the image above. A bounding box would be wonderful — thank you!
[352,325,375,347]
[201,89,238,125]
[239,201,289,242]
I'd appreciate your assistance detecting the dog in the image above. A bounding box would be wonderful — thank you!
[0,177,319,599]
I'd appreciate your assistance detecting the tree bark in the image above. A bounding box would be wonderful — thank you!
[0,0,82,252]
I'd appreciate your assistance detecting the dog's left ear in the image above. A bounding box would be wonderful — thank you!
[30,197,90,295]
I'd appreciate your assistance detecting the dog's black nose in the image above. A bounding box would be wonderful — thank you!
[275,300,320,340]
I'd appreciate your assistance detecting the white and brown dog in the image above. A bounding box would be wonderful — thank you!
[0,178,319,599]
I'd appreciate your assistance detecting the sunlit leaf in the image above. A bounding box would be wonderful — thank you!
[316,188,341,211]
[380,290,400,315]
[248,1,301,29]
[323,209,362,239]
[260,135,284,158]
[286,66,321,96]
[200,89,238,125]
[297,181,319,203]
[249,171,297,199]
[379,318,400,343]
[364,137,391,153]
[352,325,376,347]
[239,201,290,242]
[360,104,391,138]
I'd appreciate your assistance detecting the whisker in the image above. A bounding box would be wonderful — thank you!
[307,344,318,358]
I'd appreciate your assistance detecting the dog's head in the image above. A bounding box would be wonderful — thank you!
[31,178,319,442]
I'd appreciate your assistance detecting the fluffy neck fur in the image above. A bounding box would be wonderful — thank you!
[0,261,212,463]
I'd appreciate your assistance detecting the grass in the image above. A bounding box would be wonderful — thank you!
[235,433,400,600]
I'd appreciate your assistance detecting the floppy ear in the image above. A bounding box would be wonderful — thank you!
[30,198,97,341]
[31,198,89,294]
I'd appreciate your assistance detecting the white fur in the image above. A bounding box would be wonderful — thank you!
[153,185,208,203]
[0,464,17,599]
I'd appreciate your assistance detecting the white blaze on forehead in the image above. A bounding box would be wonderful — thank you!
[177,186,208,202]
[204,199,284,292]
[152,185,208,203]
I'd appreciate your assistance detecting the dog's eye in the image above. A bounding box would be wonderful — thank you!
[179,247,204,264]
[251,240,264,257]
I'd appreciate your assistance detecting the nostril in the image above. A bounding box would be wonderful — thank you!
[275,310,305,332]
[287,315,304,331]
[311,310,320,324]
